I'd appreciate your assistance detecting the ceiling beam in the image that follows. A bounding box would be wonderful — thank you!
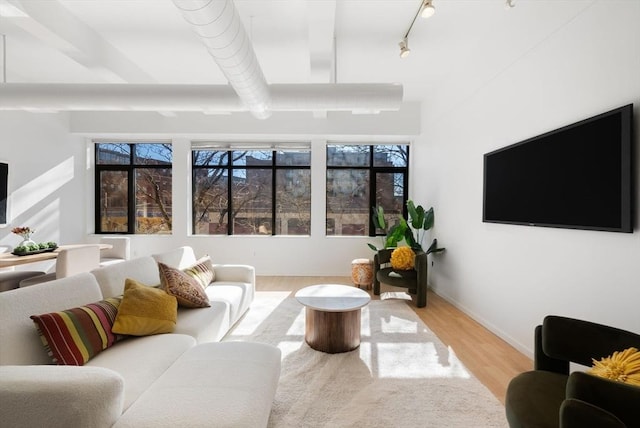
[307,0,336,119]
[308,0,336,84]
[5,0,154,83]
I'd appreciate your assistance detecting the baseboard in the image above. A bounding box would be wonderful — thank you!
[430,286,534,359]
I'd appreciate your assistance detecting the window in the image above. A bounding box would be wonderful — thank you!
[326,144,408,236]
[95,142,172,234]
[192,147,311,235]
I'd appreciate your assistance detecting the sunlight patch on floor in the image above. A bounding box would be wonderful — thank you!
[373,342,471,379]
[230,291,291,335]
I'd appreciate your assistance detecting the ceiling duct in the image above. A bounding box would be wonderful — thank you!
[172,0,272,119]
[0,83,403,113]
[0,0,404,115]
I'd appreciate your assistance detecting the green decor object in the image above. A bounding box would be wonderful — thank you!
[368,200,445,255]
[12,241,58,256]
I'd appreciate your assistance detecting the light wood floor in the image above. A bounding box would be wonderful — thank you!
[256,275,532,404]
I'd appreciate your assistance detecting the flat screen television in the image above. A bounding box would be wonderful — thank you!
[483,104,633,233]
[0,162,8,226]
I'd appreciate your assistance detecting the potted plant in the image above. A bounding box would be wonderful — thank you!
[368,200,445,255]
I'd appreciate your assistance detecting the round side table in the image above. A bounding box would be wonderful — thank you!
[295,284,371,353]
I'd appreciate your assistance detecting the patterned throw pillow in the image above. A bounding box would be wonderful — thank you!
[31,297,123,366]
[112,278,178,336]
[158,262,211,308]
[183,256,215,289]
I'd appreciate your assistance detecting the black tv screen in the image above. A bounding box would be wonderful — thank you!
[0,162,7,225]
[483,104,633,233]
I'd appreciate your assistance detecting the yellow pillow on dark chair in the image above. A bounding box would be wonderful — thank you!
[112,278,177,336]
[589,347,640,386]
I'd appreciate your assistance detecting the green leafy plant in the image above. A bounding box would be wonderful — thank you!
[367,205,407,251]
[405,200,445,254]
[368,200,445,255]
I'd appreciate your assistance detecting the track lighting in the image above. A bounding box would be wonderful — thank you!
[399,0,513,59]
[399,39,411,59]
[421,0,435,19]
[398,0,429,59]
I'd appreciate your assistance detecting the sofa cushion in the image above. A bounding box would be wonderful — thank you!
[158,262,210,309]
[112,279,177,336]
[87,334,196,410]
[173,302,230,343]
[92,256,161,299]
[206,281,253,326]
[0,273,104,366]
[30,297,122,366]
[152,246,197,270]
[113,342,282,428]
[0,365,125,428]
[183,256,216,288]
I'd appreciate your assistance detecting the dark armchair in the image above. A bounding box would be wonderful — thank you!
[505,315,640,428]
[373,248,428,307]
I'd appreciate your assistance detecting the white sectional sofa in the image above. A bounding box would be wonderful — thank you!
[0,246,281,428]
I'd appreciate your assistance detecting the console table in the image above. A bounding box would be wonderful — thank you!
[0,243,112,268]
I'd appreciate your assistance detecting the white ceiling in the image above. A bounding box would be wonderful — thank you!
[0,0,598,107]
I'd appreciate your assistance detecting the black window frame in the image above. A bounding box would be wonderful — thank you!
[326,144,409,237]
[95,142,173,235]
[192,148,311,236]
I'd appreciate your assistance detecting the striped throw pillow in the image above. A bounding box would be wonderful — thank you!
[30,297,123,366]
[183,256,216,289]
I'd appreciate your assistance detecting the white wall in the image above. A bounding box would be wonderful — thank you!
[415,1,640,356]
[1,106,421,276]
[0,112,86,272]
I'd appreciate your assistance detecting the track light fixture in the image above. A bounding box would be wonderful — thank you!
[421,0,435,18]
[399,0,512,58]
[399,0,435,59]
[399,38,411,59]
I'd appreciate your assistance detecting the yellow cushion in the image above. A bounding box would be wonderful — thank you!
[589,347,640,386]
[390,247,416,270]
[112,278,177,336]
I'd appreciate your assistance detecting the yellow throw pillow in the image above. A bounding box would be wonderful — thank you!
[589,347,640,386]
[112,278,177,336]
[390,247,416,270]
[158,262,211,309]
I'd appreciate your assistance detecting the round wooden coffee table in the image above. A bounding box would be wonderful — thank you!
[295,284,371,354]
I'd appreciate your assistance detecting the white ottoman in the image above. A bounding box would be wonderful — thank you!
[114,341,281,428]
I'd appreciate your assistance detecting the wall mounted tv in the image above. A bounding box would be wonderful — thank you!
[483,104,633,233]
[0,162,7,226]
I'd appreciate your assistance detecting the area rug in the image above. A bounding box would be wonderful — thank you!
[224,291,508,428]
